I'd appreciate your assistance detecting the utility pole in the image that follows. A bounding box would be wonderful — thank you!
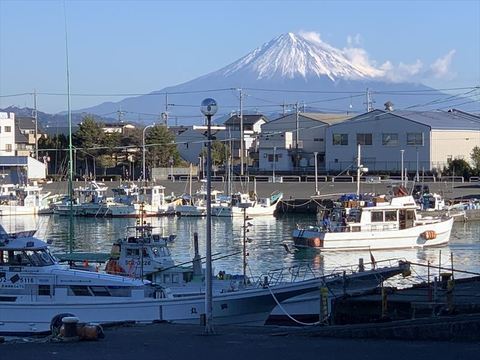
[117,109,125,123]
[295,102,299,170]
[282,101,286,116]
[239,88,244,176]
[33,89,38,159]
[365,88,374,112]
[164,92,169,128]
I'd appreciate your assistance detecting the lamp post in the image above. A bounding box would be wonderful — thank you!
[142,124,155,183]
[416,147,419,182]
[200,98,218,335]
[238,203,252,286]
[400,149,405,187]
[314,151,319,195]
[272,146,276,183]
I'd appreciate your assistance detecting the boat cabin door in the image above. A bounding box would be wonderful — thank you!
[399,209,415,229]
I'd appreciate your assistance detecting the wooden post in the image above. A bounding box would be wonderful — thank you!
[381,281,388,319]
[320,287,329,324]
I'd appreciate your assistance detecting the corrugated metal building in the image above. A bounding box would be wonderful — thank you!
[325,109,480,173]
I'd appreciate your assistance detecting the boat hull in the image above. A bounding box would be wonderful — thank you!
[293,217,453,250]
[0,279,321,335]
[269,263,408,323]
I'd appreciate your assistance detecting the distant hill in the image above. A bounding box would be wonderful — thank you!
[74,32,473,125]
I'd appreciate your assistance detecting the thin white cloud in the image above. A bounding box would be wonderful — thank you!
[347,33,362,46]
[342,46,384,77]
[430,49,456,78]
[297,31,456,82]
[298,30,322,44]
[380,59,424,82]
[342,34,455,82]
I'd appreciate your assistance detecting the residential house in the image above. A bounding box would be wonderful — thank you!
[102,122,136,134]
[15,116,46,157]
[258,112,352,171]
[0,112,47,182]
[0,112,15,156]
[224,114,268,166]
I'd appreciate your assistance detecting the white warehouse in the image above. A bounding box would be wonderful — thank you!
[325,109,480,173]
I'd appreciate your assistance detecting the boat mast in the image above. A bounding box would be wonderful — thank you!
[356,144,361,198]
[63,1,74,253]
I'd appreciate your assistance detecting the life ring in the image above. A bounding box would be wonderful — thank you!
[421,230,437,240]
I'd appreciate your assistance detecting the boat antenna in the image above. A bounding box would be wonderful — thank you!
[63,0,74,253]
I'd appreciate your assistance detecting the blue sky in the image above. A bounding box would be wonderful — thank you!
[0,0,479,113]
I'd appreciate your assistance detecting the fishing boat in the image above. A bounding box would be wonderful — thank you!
[0,225,347,335]
[53,181,113,216]
[0,183,52,215]
[292,195,454,250]
[112,183,179,217]
[83,223,409,325]
[212,191,283,217]
[176,180,223,217]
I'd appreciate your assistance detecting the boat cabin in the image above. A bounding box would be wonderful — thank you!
[323,196,419,233]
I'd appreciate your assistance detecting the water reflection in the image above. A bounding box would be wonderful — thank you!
[1,214,478,284]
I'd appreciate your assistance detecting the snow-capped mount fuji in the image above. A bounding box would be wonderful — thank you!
[217,32,382,81]
[75,32,456,124]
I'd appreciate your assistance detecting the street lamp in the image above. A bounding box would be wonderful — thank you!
[272,146,277,183]
[200,97,218,335]
[142,124,155,183]
[416,147,419,182]
[238,202,252,286]
[314,151,319,195]
[400,149,405,187]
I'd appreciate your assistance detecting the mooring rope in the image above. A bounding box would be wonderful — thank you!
[266,285,324,326]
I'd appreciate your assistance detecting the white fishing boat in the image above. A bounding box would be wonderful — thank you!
[111,183,179,217]
[0,183,52,215]
[53,222,410,329]
[176,180,223,217]
[292,195,454,250]
[53,181,112,216]
[0,225,332,335]
[212,191,283,217]
[98,225,409,324]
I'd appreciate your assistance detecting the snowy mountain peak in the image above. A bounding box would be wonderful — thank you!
[219,32,383,81]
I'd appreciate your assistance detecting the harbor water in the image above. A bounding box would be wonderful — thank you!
[2,214,480,284]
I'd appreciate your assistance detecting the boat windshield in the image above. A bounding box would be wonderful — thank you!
[151,246,170,258]
[0,249,55,266]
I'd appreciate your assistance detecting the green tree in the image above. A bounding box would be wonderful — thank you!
[38,134,68,177]
[201,140,230,167]
[471,146,480,171]
[97,154,117,175]
[442,158,472,179]
[145,125,181,172]
[74,116,105,153]
[74,116,106,177]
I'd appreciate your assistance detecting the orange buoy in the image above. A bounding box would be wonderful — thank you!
[421,230,437,240]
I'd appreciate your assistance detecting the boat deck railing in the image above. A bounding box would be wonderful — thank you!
[253,257,407,288]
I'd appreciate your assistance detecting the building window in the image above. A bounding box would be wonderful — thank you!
[382,133,399,146]
[356,133,372,145]
[5,126,11,133]
[333,133,348,145]
[407,133,423,146]
[267,154,280,162]
[5,144,12,152]
[313,138,324,142]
